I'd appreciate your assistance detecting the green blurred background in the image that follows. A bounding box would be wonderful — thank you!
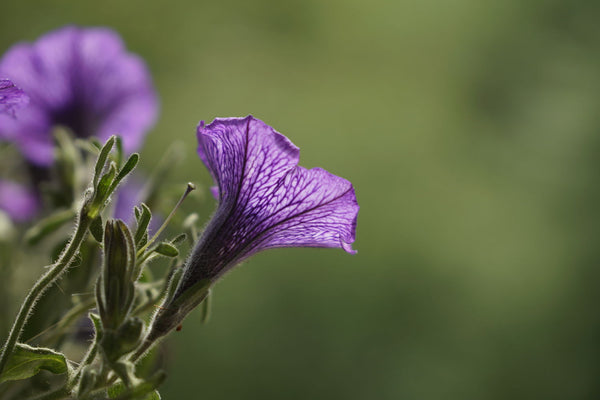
[2,0,600,399]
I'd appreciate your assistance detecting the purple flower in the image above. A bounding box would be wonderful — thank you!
[143,116,358,342]
[0,26,158,166]
[0,79,28,117]
[181,116,359,288]
[0,180,39,222]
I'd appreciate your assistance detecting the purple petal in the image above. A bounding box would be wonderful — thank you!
[0,180,39,222]
[0,26,158,166]
[179,116,359,290]
[0,79,28,117]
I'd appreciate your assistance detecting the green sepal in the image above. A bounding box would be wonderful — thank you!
[23,208,77,245]
[89,214,104,243]
[134,203,152,248]
[89,312,104,341]
[109,153,139,194]
[153,242,179,258]
[94,135,116,188]
[96,163,117,199]
[115,136,124,167]
[0,343,69,384]
[99,220,136,329]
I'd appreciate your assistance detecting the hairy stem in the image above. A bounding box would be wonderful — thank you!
[0,211,91,376]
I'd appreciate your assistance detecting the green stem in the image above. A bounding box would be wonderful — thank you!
[0,212,92,376]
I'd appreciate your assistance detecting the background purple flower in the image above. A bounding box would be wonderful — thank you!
[0,26,158,165]
[0,79,28,117]
[179,115,359,290]
[0,180,39,222]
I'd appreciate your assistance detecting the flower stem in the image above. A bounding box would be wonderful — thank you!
[0,211,92,376]
[136,182,195,257]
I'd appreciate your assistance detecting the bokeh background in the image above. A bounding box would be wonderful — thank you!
[2,0,600,399]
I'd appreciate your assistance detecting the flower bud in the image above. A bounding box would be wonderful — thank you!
[96,219,136,330]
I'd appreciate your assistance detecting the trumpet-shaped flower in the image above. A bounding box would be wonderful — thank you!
[145,116,359,342]
[182,115,359,287]
[0,26,157,165]
[0,79,28,116]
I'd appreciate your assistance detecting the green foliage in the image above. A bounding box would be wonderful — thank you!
[0,343,68,383]
[89,215,104,243]
[153,242,179,257]
[108,381,162,400]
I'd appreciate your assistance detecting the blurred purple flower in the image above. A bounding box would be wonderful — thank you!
[178,115,359,292]
[0,26,158,165]
[0,79,28,117]
[0,180,39,222]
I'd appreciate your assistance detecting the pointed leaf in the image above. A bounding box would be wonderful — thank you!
[134,203,152,247]
[94,136,116,187]
[115,136,124,167]
[109,153,139,194]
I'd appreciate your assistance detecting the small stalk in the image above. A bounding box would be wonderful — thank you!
[136,183,195,257]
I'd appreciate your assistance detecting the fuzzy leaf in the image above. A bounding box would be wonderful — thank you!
[0,343,68,383]
[94,136,116,187]
[110,153,139,194]
[134,203,152,247]
[154,242,179,257]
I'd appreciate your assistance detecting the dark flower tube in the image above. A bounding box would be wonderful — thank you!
[144,116,359,344]
[0,26,158,166]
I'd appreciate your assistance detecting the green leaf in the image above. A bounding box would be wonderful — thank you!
[108,383,161,400]
[115,136,124,167]
[109,153,139,194]
[96,163,117,200]
[90,215,104,243]
[134,203,152,247]
[94,136,116,187]
[134,206,142,221]
[153,242,179,258]
[24,208,77,246]
[107,370,165,400]
[0,343,68,383]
